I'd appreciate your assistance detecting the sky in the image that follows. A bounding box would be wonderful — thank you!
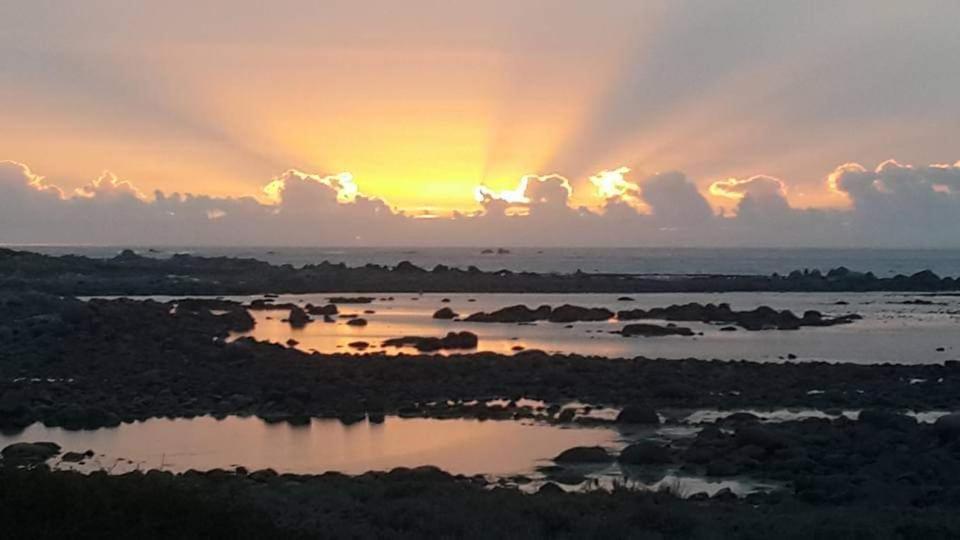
[2,1,960,247]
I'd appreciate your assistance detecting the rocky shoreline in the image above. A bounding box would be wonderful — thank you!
[3,247,960,295]
[2,291,959,432]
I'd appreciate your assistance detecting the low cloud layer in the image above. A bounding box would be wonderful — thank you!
[2,159,959,248]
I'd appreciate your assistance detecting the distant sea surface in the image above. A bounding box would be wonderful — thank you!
[12,246,960,277]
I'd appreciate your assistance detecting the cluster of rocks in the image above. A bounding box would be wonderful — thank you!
[464,304,614,323]
[617,323,696,337]
[617,303,861,331]
[382,332,479,352]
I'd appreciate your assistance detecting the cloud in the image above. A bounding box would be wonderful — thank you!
[640,171,714,227]
[4,158,960,248]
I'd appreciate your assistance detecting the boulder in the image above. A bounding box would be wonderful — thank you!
[432,307,459,320]
[548,305,613,323]
[346,318,368,327]
[858,409,917,431]
[934,413,960,442]
[616,406,660,425]
[618,442,673,465]
[735,426,789,451]
[554,446,614,463]
[2,442,61,463]
[619,323,694,337]
[288,306,311,328]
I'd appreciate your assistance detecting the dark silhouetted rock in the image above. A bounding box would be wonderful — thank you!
[2,442,61,463]
[619,323,695,337]
[432,307,458,320]
[382,331,478,352]
[346,318,368,326]
[618,442,673,465]
[933,413,960,442]
[554,446,613,463]
[288,307,311,328]
[616,406,659,425]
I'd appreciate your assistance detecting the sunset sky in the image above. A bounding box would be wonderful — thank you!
[2,1,960,246]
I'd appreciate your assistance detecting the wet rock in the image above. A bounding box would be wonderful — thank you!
[348,341,370,350]
[858,409,917,431]
[346,318,368,327]
[2,442,61,464]
[288,307,311,328]
[432,307,459,320]
[616,406,660,425]
[557,408,576,423]
[554,446,614,464]
[305,303,338,316]
[537,482,565,495]
[712,487,738,501]
[934,413,960,442]
[618,442,673,465]
[735,426,789,451]
[548,305,614,323]
[61,451,87,463]
[382,331,478,352]
[327,297,375,304]
[618,323,694,337]
[465,305,551,323]
[617,302,860,331]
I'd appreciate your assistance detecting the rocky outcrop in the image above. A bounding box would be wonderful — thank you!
[464,304,611,323]
[615,406,660,425]
[382,331,479,352]
[2,442,61,464]
[618,442,673,465]
[617,323,695,337]
[287,307,311,328]
[617,303,861,331]
[553,446,614,463]
[432,307,458,320]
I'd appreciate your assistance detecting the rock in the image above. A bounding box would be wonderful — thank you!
[305,303,338,316]
[346,318,368,326]
[2,442,61,463]
[557,408,576,423]
[465,304,552,323]
[619,323,695,337]
[616,406,660,425]
[382,331,478,352]
[712,487,738,501]
[735,426,789,451]
[432,307,459,320]
[934,413,960,442]
[327,297,375,304]
[348,341,370,350]
[858,409,917,431]
[537,482,565,495]
[616,302,859,331]
[554,446,614,463]
[548,305,614,323]
[618,442,673,465]
[288,306,311,328]
[61,451,87,463]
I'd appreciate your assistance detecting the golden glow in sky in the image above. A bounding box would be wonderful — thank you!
[1,1,959,218]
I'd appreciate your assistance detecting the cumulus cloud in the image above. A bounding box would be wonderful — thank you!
[3,158,960,248]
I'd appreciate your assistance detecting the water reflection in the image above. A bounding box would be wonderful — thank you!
[221,291,960,364]
[1,416,616,476]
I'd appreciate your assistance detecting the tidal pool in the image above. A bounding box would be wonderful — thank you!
[1,416,616,476]
[213,291,960,363]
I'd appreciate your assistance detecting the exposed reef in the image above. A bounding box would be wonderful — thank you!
[2,248,958,295]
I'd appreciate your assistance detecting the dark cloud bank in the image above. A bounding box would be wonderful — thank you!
[2,159,959,248]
